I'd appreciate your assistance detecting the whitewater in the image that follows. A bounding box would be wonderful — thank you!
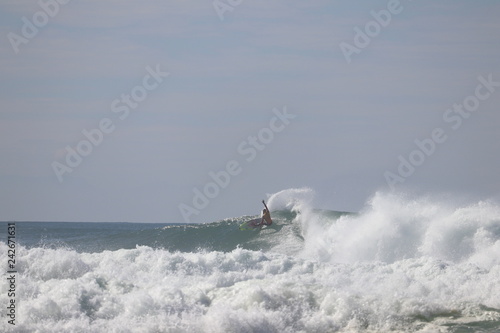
[1,188,500,332]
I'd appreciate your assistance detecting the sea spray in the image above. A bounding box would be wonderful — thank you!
[1,188,500,332]
[296,191,500,268]
[1,243,499,332]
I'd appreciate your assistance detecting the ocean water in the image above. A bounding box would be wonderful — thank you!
[1,188,500,332]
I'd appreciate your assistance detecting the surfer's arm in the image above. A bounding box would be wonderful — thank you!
[262,200,269,211]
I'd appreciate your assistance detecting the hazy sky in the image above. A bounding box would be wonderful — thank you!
[1,0,499,223]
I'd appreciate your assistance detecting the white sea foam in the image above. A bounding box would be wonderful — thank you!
[1,189,500,332]
[1,248,499,331]
[296,191,500,269]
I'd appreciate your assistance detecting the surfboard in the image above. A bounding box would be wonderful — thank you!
[239,218,262,231]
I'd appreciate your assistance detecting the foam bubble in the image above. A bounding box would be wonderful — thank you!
[2,241,499,332]
[297,191,500,269]
[2,190,500,332]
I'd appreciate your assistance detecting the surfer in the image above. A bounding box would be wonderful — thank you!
[259,200,272,226]
[239,200,273,230]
